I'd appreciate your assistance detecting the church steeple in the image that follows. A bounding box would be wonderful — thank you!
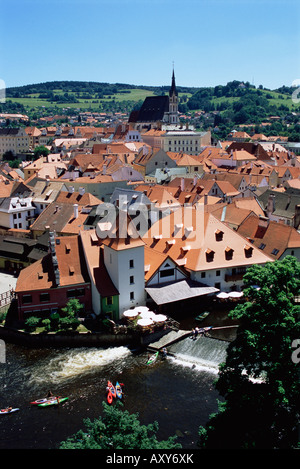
[169,67,178,97]
[168,66,179,124]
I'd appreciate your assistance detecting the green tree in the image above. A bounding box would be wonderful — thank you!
[59,401,181,449]
[60,299,82,330]
[24,316,40,332]
[198,256,300,449]
[61,298,83,318]
[33,145,50,160]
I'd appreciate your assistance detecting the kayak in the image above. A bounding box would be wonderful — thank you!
[0,408,19,415]
[38,397,68,407]
[107,381,116,399]
[107,390,113,404]
[195,311,210,321]
[115,382,123,399]
[147,351,159,365]
[31,396,59,405]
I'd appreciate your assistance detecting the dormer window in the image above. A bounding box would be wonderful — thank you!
[244,245,253,258]
[225,247,234,260]
[205,248,215,262]
[215,229,224,241]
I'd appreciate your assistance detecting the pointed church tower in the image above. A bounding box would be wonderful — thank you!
[168,67,179,125]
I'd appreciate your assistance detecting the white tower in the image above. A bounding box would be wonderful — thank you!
[100,209,146,318]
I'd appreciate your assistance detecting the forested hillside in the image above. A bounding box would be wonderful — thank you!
[1,79,300,141]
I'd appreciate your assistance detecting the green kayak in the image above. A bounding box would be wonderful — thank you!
[147,351,159,365]
[38,397,68,407]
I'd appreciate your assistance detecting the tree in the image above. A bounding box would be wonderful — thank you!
[61,298,83,318]
[59,401,181,449]
[198,256,300,449]
[60,299,82,330]
[24,316,40,332]
[33,145,50,160]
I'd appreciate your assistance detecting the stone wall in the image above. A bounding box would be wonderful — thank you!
[0,325,138,348]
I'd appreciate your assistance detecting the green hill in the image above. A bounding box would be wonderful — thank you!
[1,80,299,141]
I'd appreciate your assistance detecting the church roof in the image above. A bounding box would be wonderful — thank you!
[129,95,169,123]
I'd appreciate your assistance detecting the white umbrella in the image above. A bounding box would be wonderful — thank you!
[123,309,139,318]
[228,291,243,298]
[153,314,167,322]
[139,311,155,319]
[133,306,149,314]
[137,318,153,327]
[216,292,229,299]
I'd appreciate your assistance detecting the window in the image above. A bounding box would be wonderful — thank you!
[160,268,175,278]
[215,230,224,241]
[216,270,221,277]
[130,291,135,300]
[271,248,279,255]
[40,292,50,302]
[106,296,113,305]
[129,259,134,269]
[130,275,134,284]
[22,294,32,304]
[201,272,206,278]
[67,288,85,298]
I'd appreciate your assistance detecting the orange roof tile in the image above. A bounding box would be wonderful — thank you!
[142,206,272,272]
[15,235,88,292]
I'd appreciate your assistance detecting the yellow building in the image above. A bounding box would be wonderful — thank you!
[0,128,29,158]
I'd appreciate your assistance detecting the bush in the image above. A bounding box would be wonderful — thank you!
[24,316,40,332]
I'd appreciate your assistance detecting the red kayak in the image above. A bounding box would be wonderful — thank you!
[106,381,116,404]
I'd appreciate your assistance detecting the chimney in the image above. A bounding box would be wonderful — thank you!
[79,187,85,196]
[267,193,275,215]
[181,178,185,192]
[73,204,79,219]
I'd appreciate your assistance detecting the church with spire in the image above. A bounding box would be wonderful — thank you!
[128,68,180,130]
[128,68,211,155]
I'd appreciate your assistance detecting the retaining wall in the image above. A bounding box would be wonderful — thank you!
[0,325,139,349]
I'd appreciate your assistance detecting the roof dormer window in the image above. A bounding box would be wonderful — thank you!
[244,245,253,258]
[215,229,224,241]
[205,248,215,262]
[225,247,234,260]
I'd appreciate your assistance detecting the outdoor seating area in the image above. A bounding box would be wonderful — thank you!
[216,291,244,302]
[123,306,168,332]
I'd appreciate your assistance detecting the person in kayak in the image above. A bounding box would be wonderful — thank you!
[2,407,12,412]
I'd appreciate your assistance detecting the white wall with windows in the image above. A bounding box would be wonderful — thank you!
[103,243,146,318]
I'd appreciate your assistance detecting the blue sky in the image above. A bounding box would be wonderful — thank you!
[1,0,299,90]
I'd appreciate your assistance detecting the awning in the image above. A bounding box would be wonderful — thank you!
[145,279,219,306]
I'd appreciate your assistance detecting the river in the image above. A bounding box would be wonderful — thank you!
[0,309,235,450]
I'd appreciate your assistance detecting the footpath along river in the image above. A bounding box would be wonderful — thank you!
[0,310,236,450]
